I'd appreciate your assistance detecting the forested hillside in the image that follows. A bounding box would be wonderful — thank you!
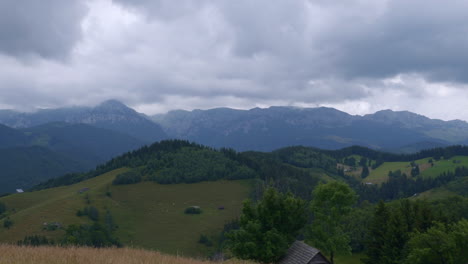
[31,140,468,204]
[0,122,145,194]
[1,140,468,262]
[0,146,84,194]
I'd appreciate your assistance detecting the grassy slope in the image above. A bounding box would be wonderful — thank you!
[0,169,251,257]
[361,156,468,184]
[0,245,254,264]
[364,162,411,184]
[419,156,468,178]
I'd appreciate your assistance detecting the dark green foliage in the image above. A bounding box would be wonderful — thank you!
[411,165,420,177]
[372,158,384,169]
[227,188,307,263]
[405,219,468,264]
[3,217,13,229]
[105,210,118,232]
[112,170,142,185]
[33,140,257,189]
[43,222,62,231]
[325,145,468,164]
[359,157,368,167]
[361,166,370,178]
[431,196,468,223]
[0,201,5,214]
[273,146,338,172]
[383,210,408,263]
[29,139,468,206]
[84,193,92,204]
[198,234,213,247]
[307,182,357,264]
[344,157,356,167]
[241,151,323,200]
[364,199,443,264]
[343,203,373,252]
[354,167,468,202]
[364,201,390,264]
[184,206,202,214]
[148,148,256,184]
[218,219,240,250]
[62,223,121,248]
[17,235,54,246]
[77,206,99,221]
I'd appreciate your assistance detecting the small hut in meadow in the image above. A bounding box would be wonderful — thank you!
[278,241,331,264]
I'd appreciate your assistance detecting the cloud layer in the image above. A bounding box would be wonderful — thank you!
[0,0,468,120]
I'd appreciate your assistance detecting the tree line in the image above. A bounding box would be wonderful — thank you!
[227,184,468,264]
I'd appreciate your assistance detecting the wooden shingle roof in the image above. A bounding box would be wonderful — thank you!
[278,241,321,264]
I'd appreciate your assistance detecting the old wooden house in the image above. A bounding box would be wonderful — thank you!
[278,241,331,264]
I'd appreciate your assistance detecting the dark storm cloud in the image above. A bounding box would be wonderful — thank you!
[332,0,468,83]
[0,0,88,59]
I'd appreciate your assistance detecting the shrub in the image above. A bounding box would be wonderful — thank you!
[62,223,121,248]
[77,206,99,221]
[184,206,202,214]
[112,170,142,185]
[0,202,6,215]
[3,217,13,229]
[198,234,213,247]
[17,235,54,246]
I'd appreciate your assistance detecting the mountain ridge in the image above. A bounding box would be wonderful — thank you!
[1,101,467,152]
[152,106,468,151]
[0,100,167,143]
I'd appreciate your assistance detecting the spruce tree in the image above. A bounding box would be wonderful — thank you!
[364,200,390,264]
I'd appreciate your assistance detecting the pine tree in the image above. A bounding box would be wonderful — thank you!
[361,166,370,178]
[382,209,408,264]
[364,201,390,264]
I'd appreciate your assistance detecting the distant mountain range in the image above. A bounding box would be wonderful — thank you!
[1,100,468,193]
[153,106,468,152]
[2,100,468,153]
[0,100,167,143]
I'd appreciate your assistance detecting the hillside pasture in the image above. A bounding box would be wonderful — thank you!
[418,156,468,178]
[0,169,251,257]
[363,162,411,184]
[358,155,468,184]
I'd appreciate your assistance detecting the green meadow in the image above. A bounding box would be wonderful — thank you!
[360,155,468,184]
[0,169,251,257]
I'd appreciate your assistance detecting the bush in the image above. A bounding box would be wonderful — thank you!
[3,217,13,229]
[43,222,62,231]
[17,235,54,246]
[112,170,142,185]
[184,206,202,214]
[0,202,5,215]
[62,223,121,248]
[77,206,99,221]
[198,234,213,247]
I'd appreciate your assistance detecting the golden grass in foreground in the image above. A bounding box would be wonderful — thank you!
[0,245,254,264]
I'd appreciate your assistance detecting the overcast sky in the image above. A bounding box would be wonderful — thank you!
[1,0,468,120]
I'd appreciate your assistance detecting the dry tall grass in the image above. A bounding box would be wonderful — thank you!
[0,245,254,264]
